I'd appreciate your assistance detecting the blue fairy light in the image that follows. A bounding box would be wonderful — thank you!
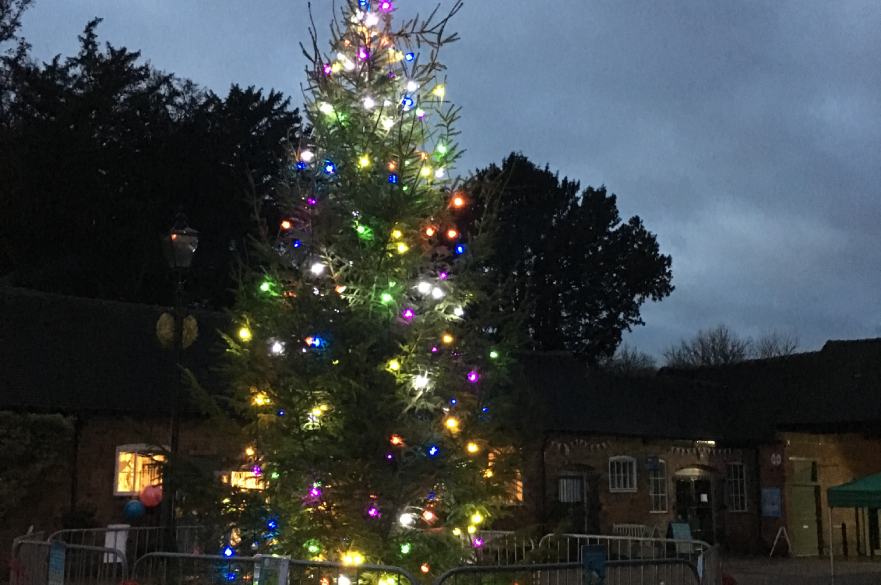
[404,52,415,62]
[388,173,399,184]
[427,444,440,457]
[401,95,415,109]
[481,406,489,413]
[225,573,237,582]
[454,244,466,255]
[267,519,278,530]
[292,239,302,249]
[323,160,337,175]
[276,409,286,417]
[358,0,369,8]
[296,161,308,171]
[307,336,326,348]
[450,398,457,405]
[221,545,235,558]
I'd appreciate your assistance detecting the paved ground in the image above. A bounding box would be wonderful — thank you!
[723,557,881,585]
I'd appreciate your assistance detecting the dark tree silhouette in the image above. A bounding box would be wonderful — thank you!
[0,19,301,307]
[663,324,799,368]
[462,153,673,362]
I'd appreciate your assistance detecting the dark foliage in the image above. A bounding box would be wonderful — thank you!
[462,153,673,362]
[0,19,301,307]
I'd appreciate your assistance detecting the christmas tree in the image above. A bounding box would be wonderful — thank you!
[222,0,520,574]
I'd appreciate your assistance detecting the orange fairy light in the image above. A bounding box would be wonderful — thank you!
[281,219,293,230]
[451,194,466,209]
[424,226,437,237]
[446,228,459,240]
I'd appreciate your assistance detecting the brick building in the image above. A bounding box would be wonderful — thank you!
[3,287,881,559]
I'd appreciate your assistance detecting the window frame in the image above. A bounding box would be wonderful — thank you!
[608,456,637,493]
[557,473,585,504]
[726,462,748,512]
[648,459,668,513]
[114,444,165,496]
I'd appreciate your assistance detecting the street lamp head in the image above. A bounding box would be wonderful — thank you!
[163,213,199,270]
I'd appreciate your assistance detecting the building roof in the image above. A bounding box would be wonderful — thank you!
[522,340,881,443]
[0,287,226,415]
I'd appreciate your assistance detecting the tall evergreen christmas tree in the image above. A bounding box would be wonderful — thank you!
[223,0,519,573]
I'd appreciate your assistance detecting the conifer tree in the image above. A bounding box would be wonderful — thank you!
[223,0,519,574]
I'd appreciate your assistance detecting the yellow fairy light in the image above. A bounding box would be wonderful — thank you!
[467,525,476,534]
[388,359,401,371]
[470,512,484,525]
[420,166,432,178]
[442,333,454,345]
[483,468,494,478]
[444,416,460,432]
[358,154,371,168]
[466,441,480,454]
[310,406,324,418]
[331,63,342,74]
[245,446,256,457]
[318,102,335,116]
[341,551,365,566]
[252,392,271,406]
[452,527,462,536]
[432,85,446,99]
[391,229,403,239]
[238,326,252,342]
[396,242,409,254]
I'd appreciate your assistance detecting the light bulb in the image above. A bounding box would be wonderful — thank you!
[406,80,419,93]
[419,166,432,178]
[358,154,370,168]
[399,512,416,527]
[380,292,394,304]
[424,226,436,237]
[400,543,412,555]
[466,442,480,454]
[343,59,355,72]
[467,370,480,383]
[416,281,432,294]
[470,512,484,525]
[435,168,446,179]
[416,108,426,119]
[436,143,448,155]
[244,446,256,457]
[420,564,430,575]
[396,242,409,254]
[238,326,252,342]
[388,359,401,371]
[252,392,271,406]
[489,350,500,360]
[280,219,293,230]
[363,96,376,110]
[422,510,436,522]
[446,228,459,240]
[453,306,465,317]
[452,528,462,536]
[444,416,460,432]
[391,229,403,239]
[412,374,429,390]
[310,262,326,276]
[390,434,405,446]
[467,525,476,535]
[452,194,466,208]
[431,287,445,300]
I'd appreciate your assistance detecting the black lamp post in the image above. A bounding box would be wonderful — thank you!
[160,213,198,551]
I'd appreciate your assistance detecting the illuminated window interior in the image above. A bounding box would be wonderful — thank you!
[220,470,265,491]
[115,445,165,495]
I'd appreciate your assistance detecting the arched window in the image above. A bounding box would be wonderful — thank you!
[608,456,637,493]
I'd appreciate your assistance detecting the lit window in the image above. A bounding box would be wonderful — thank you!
[726,462,748,512]
[608,456,637,493]
[558,474,584,503]
[115,445,164,496]
[220,470,265,491]
[649,460,667,512]
[487,450,524,505]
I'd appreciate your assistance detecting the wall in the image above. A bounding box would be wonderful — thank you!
[778,431,881,557]
[539,434,760,552]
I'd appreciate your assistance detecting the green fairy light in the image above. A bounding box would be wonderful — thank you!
[380,292,394,304]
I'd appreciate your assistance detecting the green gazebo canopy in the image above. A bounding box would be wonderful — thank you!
[828,472,881,508]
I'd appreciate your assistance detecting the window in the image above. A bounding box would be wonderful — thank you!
[558,474,584,503]
[609,456,637,493]
[115,445,164,495]
[220,470,265,491]
[649,460,667,512]
[488,449,524,505]
[726,462,748,512]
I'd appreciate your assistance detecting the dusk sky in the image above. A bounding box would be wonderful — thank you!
[19,1,881,357]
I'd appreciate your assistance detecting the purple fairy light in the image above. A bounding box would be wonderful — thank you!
[438,271,449,280]
[386,452,394,461]
[358,47,370,61]
[467,370,479,383]
[307,197,318,206]
[431,346,439,354]
[308,486,322,498]
[401,308,415,321]
[472,537,484,549]
[251,465,263,476]
[323,64,333,76]
[378,1,393,12]
[367,505,381,518]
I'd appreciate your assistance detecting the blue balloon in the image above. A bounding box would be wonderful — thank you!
[123,499,145,521]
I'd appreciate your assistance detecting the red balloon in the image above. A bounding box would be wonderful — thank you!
[139,485,163,508]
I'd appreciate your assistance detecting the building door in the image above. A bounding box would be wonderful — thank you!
[789,485,820,556]
[675,477,715,544]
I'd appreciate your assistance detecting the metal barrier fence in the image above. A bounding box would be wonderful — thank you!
[48,526,206,559]
[10,539,127,585]
[471,532,537,566]
[131,552,422,585]
[433,560,700,585]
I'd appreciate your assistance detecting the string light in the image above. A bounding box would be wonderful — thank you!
[244,446,256,457]
[310,262,326,276]
[416,281,432,294]
[467,525,476,535]
[300,149,315,162]
[390,434,405,446]
[391,229,403,239]
[442,333,454,345]
[387,359,401,371]
[412,374,429,390]
[444,416,460,432]
[238,326,252,342]
[401,308,415,321]
[280,220,293,230]
[380,292,394,304]
[451,194,466,208]
[452,528,462,536]
[416,108,426,119]
[431,287,445,300]
[446,228,459,240]
[432,85,446,99]
[398,512,416,527]
[304,540,321,555]
[466,441,480,454]
[453,306,465,317]
[454,244,467,255]
[388,173,399,184]
[323,160,337,175]
[467,370,479,383]
[252,392,271,406]
[396,242,409,254]
[489,350,499,359]
[470,512,484,525]
[381,117,395,131]
[341,551,365,566]
[419,166,432,178]
[363,96,376,110]
[318,102,335,116]
[400,542,412,555]
[406,80,419,93]
[424,226,436,237]
[365,13,380,27]
[427,444,440,457]
[422,510,436,522]
[358,154,371,168]
[420,564,430,575]
[378,0,393,13]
